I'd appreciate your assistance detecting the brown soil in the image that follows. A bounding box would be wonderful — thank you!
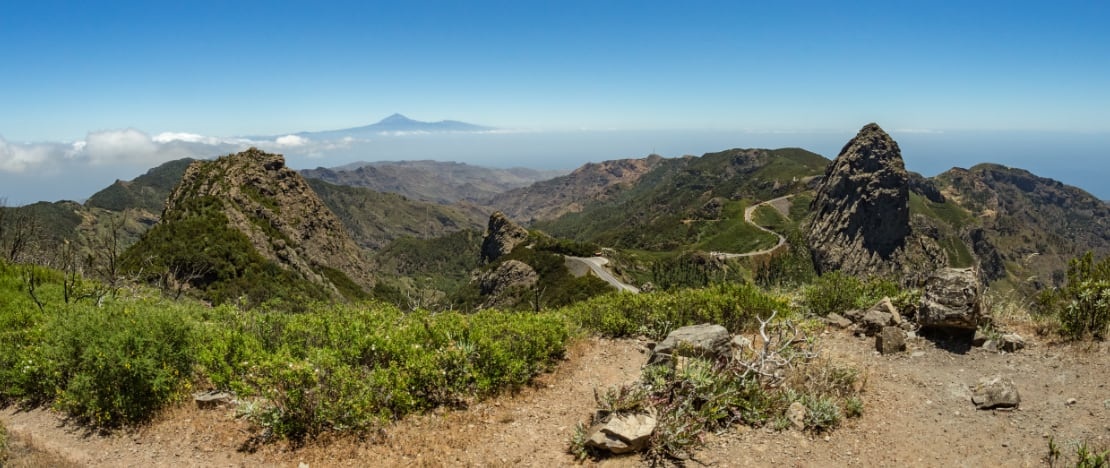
[3,330,1109,467]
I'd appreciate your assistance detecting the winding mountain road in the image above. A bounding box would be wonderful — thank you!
[711,195,793,260]
[564,195,795,293]
[565,256,640,293]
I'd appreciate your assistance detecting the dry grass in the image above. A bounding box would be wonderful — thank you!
[1,431,81,468]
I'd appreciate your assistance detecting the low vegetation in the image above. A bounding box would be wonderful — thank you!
[571,314,864,462]
[1036,252,1110,340]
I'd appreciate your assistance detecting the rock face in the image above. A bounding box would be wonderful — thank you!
[478,260,538,297]
[163,148,371,293]
[918,268,982,330]
[971,376,1021,409]
[806,123,912,276]
[647,324,731,365]
[479,211,529,264]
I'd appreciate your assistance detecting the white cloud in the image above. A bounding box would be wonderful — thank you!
[83,128,160,165]
[274,134,308,147]
[152,132,222,145]
[0,137,56,172]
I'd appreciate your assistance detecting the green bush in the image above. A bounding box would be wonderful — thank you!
[1037,252,1110,340]
[44,300,196,427]
[567,282,790,340]
[801,272,900,316]
[204,303,573,442]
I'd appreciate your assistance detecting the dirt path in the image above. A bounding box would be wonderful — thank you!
[695,330,1110,467]
[5,330,1109,467]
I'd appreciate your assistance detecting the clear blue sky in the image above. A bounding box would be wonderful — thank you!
[2,0,1108,140]
[1,1,1109,203]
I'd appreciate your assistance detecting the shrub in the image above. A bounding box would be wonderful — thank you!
[1037,252,1110,340]
[214,304,573,442]
[572,316,863,462]
[43,300,196,427]
[801,272,900,316]
[566,282,790,340]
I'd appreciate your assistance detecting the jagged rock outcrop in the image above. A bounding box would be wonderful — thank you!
[163,148,371,294]
[806,123,947,279]
[477,260,538,309]
[479,211,529,263]
[806,123,912,276]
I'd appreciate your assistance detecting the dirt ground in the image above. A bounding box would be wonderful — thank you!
[3,329,1108,467]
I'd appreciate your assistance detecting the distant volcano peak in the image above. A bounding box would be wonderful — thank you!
[379,113,415,124]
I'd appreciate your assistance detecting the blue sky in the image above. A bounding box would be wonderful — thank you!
[1,0,1108,203]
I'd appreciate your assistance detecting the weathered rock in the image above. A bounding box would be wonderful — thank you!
[873,297,904,324]
[194,391,233,409]
[825,313,853,329]
[1000,333,1026,352]
[876,326,906,355]
[648,324,730,365]
[861,309,894,336]
[585,412,657,454]
[786,401,807,430]
[730,335,752,361]
[478,260,538,302]
[479,211,530,264]
[918,267,982,330]
[806,123,911,277]
[971,376,1021,409]
[972,329,989,347]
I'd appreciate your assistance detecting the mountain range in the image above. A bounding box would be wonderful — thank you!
[1,124,1107,307]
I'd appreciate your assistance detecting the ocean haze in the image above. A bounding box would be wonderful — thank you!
[1,127,1107,206]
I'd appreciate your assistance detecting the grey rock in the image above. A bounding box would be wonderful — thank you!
[861,309,894,336]
[787,401,807,431]
[918,267,983,330]
[479,211,529,264]
[585,412,657,454]
[825,313,853,329]
[194,390,233,410]
[971,376,1021,409]
[1000,333,1026,352]
[972,329,989,347]
[982,340,999,352]
[876,326,906,355]
[648,324,731,365]
[477,260,538,309]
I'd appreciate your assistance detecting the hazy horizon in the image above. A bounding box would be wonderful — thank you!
[2,124,1107,206]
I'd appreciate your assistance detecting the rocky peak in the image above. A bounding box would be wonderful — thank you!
[164,148,371,294]
[806,123,912,276]
[480,211,529,264]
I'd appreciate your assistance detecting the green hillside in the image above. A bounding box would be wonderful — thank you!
[535,148,828,251]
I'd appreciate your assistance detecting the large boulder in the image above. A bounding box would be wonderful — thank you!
[647,324,730,365]
[918,267,982,330]
[479,211,529,264]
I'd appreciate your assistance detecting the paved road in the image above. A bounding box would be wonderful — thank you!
[711,195,793,260]
[565,256,640,293]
